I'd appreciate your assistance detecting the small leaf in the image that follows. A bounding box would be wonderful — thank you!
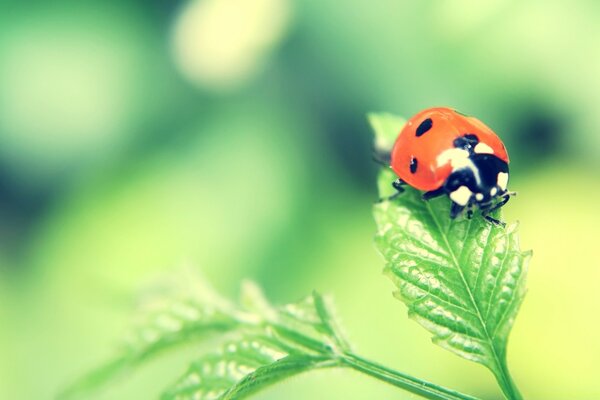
[123,270,252,357]
[63,267,483,400]
[61,273,348,400]
[367,112,406,155]
[160,288,348,400]
[161,336,334,400]
[369,113,531,400]
[122,295,239,359]
[58,271,249,399]
[239,280,277,320]
[311,292,351,352]
[159,286,349,399]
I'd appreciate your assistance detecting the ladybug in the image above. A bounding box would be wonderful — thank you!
[388,107,512,225]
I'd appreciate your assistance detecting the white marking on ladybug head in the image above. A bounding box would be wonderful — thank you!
[474,142,494,154]
[475,193,484,201]
[449,186,472,206]
[436,148,470,169]
[490,187,498,197]
[497,172,509,191]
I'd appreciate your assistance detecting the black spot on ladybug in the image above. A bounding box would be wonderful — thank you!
[453,134,479,152]
[416,118,433,137]
[410,156,418,173]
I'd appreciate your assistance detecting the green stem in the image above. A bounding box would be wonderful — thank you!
[272,322,483,400]
[494,359,523,400]
[341,353,481,400]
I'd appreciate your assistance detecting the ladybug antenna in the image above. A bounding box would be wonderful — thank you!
[372,148,391,167]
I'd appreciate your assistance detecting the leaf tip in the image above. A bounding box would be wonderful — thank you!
[367,112,406,154]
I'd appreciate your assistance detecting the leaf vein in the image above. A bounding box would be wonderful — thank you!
[422,200,506,374]
[484,239,511,321]
[398,279,477,316]
[473,226,494,297]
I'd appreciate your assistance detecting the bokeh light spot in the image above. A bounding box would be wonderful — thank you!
[171,0,292,91]
[0,12,144,182]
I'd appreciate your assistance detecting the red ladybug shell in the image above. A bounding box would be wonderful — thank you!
[390,107,509,191]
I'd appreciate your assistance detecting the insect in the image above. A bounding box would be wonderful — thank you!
[387,107,512,225]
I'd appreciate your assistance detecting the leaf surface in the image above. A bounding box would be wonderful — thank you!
[369,113,531,399]
[58,271,244,399]
[60,269,351,400]
[161,286,346,400]
[161,336,332,400]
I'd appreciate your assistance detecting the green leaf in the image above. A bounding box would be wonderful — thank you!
[160,289,349,400]
[367,112,406,155]
[60,273,348,400]
[161,336,335,400]
[62,267,483,400]
[121,278,243,360]
[369,114,531,400]
[58,271,251,399]
[311,291,352,352]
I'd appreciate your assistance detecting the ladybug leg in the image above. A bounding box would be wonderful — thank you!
[422,187,446,201]
[483,214,505,227]
[484,193,511,214]
[377,179,405,203]
[449,202,465,219]
[481,194,511,227]
[392,178,406,193]
[372,150,391,167]
[466,207,474,219]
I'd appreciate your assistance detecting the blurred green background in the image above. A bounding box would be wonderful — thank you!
[0,0,599,399]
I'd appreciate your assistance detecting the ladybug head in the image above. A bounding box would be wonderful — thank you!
[443,153,509,208]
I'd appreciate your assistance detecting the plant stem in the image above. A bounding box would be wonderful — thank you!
[273,322,484,400]
[341,353,481,400]
[494,359,523,400]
